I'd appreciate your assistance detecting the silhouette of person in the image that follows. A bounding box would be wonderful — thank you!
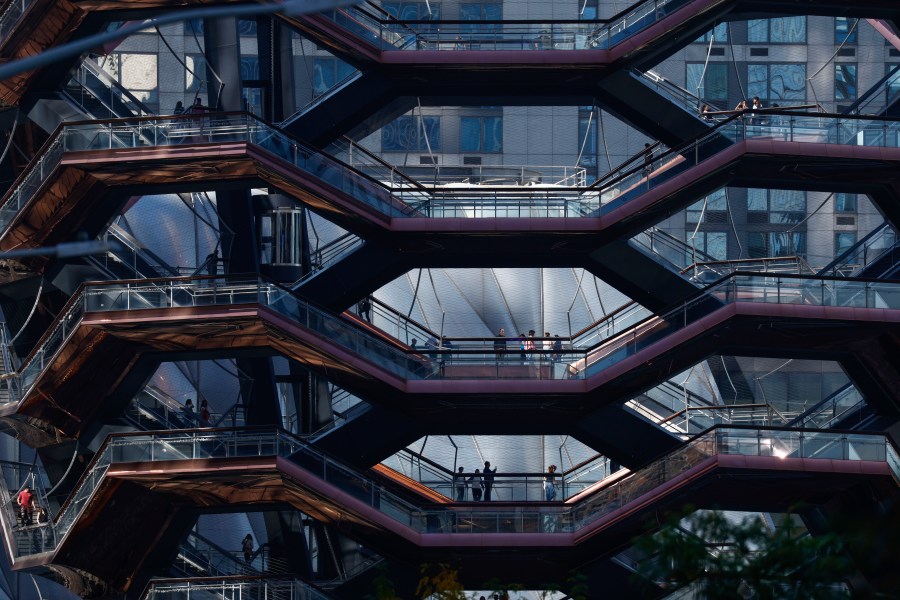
[482,461,496,501]
[455,466,467,501]
[183,398,195,421]
[205,249,219,277]
[242,533,254,563]
[493,327,507,359]
[358,297,372,322]
[468,469,482,501]
[544,465,558,501]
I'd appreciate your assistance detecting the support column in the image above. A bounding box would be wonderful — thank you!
[204,16,278,427]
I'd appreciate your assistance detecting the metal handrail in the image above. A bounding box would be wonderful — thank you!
[10,424,893,564]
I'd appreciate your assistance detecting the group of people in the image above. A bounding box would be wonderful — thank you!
[454,461,498,501]
[173,97,211,117]
[15,485,48,528]
[734,96,764,112]
[702,97,777,122]
[453,463,559,502]
[183,398,211,424]
[493,328,563,361]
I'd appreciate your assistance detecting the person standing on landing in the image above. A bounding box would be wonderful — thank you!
[482,461,497,501]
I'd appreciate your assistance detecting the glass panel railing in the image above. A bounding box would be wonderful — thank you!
[689,257,811,284]
[887,444,900,483]
[290,232,364,290]
[0,114,409,241]
[843,64,900,117]
[314,233,363,269]
[570,302,653,352]
[7,272,897,412]
[561,454,622,499]
[630,226,715,275]
[818,222,897,278]
[381,451,454,498]
[596,112,900,217]
[566,274,900,379]
[0,0,35,47]
[360,298,436,347]
[11,294,85,402]
[383,449,618,502]
[5,430,303,560]
[394,187,597,218]
[7,426,895,561]
[0,460,52,538]
[66,60,155,120]
[789,384,865,430]
[8,113,899,240]
[635,69,708,116]
[281,69,363,123]
[325,0,699,52]
[175,531,258,578]
[320,5,416,50]
[142,577,333,600]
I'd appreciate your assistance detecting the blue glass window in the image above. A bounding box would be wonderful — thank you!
[580,0,598,20]
[578,112,597,168]
[747,189,806,224]
[695,23,727,43]
[834,64,857,101]
[687,189,727,223]
[749,232,807,258]
[461,3,502,35]
[460,116,502,153]
[887,64,900,106]
[184,19,204,35]
[834,18,858,44]
[770,190,806,224]
[240,57,259,81]
[238,18,258,36]
[748,64,806,102]
[748,17,806,43]
[184,18,256,36]
[691,231,728,260]
[383,2,440,20]
[834,193,857,213]
[835,231,856,256]
[382,116,441,152]
[312,58,356,96]
[687,63,728,101]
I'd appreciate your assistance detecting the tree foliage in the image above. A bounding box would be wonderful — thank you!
[415,563,467,600]
[633,510,855,600]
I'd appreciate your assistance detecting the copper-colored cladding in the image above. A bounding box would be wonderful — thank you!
[0,0,81,106]
[22,448,899,593]
[0,0,245,106]
[107,457,367,527]
[9,136,900,277]
[0,142,390,261]
[4,295,900,449]
[3,302,401,443]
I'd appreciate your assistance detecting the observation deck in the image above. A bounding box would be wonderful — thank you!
[2,273,899,467]
[2,426,896,592]
[4,112,900,311]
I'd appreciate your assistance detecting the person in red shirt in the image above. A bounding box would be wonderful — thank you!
[16,486,34,526]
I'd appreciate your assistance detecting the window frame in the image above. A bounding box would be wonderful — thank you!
[459,115,503,153]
